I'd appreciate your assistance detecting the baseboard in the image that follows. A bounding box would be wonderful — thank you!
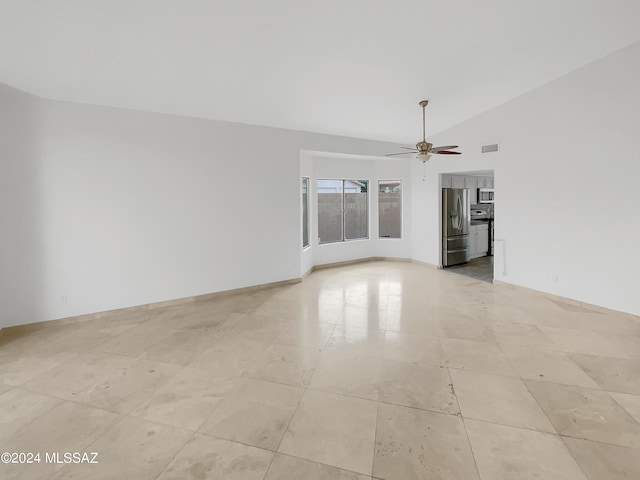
[192,278,301,303]
[493,279,639,319]
[312,257,376,271]
[1,277,302,333]
[410,258,439,269]
[311,256,414,271]
[372,256,412,262]
[3,257,418,332]
[13,259,632,333]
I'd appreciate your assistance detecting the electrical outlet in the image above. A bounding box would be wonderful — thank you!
[60,294,68,303]
[552,275,559,284]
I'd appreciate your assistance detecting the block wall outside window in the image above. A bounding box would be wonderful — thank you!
[317,179,368,244]
[379,180,402,239]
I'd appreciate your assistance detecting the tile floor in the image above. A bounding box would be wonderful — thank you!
[1,260,639,479]
[445,255,494,283]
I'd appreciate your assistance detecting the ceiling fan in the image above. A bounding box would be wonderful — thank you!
[386,100,461,162]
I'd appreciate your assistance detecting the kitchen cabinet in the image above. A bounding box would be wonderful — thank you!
[464,177,478,189]
[465,177,478,204]
[478,176,494,188]
[442,175,493,204]
[452,176,465,188]
[469,223,489,259]
[476,225,489,253]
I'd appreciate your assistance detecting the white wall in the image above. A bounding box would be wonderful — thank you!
[0,84,45,328]
[2,91,399,326]
[412,40,640,315]
[305,152,412,268]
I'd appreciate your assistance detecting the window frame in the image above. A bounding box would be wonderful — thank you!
[317,178,369,245]
[302,177,310,249]
[378,180,403,240]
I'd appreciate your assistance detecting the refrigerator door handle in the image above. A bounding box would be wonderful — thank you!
[450,211,459,230]
[453,195,462,230]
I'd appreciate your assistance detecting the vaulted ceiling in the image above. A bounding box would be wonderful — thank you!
[1,0,639,143]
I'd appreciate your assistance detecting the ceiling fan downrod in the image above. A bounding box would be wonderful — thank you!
[419,100,428,143]
[416,100,432,153]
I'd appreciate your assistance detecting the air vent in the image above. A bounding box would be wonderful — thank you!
[482,143,499,154]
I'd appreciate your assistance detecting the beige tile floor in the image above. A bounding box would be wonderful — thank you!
[1,260,640,479]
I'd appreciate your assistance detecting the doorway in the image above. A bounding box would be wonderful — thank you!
[441,170,494,282]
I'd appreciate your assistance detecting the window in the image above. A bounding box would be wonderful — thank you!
[317,179,368,244]
[302,178,310,248]
[379,180,402,239]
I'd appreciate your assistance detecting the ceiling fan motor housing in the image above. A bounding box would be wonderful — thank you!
[416,141,433,152]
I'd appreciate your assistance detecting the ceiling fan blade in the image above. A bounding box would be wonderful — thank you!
[385,152,416,156]
[400,146,417,150]
[433,150,462,155]
[431,145,459,153]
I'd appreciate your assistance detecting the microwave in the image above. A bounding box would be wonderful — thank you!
[478,188,495,204]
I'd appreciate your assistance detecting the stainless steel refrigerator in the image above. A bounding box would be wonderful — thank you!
[442,188,470,267]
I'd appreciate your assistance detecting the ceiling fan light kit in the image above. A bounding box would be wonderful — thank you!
[417,153,432,163]
[386,100,461,164]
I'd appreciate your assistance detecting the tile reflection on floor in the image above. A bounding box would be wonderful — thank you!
[1,260,640,479]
